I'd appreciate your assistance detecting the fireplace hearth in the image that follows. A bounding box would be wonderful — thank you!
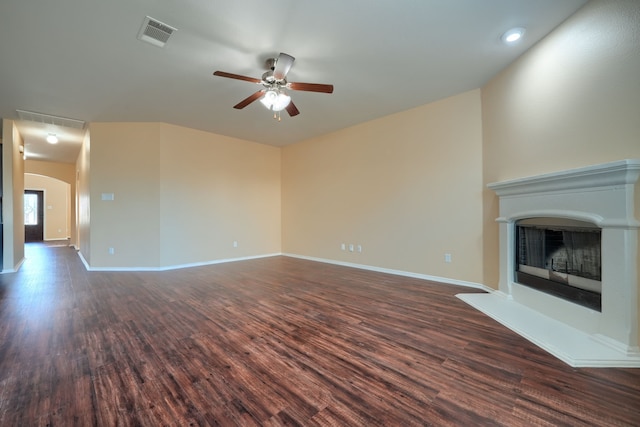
[459,159,640,367]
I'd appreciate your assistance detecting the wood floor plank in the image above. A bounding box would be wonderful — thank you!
[1,243,639,426]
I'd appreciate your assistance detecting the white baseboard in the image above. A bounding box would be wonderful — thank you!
[79,252,282,272]
[77,250,491,293]
[1,257,26,274]
[77,251,90,270]
[282,253,491,291]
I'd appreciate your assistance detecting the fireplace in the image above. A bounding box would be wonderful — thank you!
[458,159,640,367]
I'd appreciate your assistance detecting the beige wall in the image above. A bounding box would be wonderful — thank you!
[88,122,161,267]
[1,119,25,271]
[159,123,281,266]
[25,174,70,241]
[481,0,640,287]
[25,160,76,245]
[86,122,281,268]
[282,90,484,284]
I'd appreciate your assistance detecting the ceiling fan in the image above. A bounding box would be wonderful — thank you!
[213,53,333,119]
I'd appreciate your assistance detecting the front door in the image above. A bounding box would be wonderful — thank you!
[24,190,44,242]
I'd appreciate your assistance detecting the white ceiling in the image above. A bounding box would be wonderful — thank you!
[0,0,588,164]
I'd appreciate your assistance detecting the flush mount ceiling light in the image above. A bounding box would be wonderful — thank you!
[501,27,526,44]
[46,133,59,144]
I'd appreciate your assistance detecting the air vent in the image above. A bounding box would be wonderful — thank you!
[16,110,85,129]
[137,16,177,47]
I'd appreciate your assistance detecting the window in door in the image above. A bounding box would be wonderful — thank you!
[24,192,39,225]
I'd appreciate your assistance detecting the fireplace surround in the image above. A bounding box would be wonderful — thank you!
[459,159,640,367]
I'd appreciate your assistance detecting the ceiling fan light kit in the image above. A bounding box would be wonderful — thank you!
[259,89,291,112]
[213,52,333,119]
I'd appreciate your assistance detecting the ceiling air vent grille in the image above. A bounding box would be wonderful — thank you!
[137,16,177,47]
[16,110,85,129]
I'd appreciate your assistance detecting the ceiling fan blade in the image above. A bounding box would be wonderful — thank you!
[288,82,334,93]
[233,91,264,109]
[286,101,300,117]
[273,53,295,81]
[213,71,261,84]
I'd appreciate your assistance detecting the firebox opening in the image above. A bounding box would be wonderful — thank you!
[515,218,602,311]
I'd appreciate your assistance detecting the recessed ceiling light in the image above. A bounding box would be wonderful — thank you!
[46,134,59,144]
[501,27,526,44]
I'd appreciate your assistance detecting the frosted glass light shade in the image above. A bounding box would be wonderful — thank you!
[260,90,291,111]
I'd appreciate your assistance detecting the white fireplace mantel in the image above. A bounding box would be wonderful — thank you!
[459,159,640,367]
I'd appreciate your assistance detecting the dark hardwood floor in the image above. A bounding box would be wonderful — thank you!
[1,243,639,426]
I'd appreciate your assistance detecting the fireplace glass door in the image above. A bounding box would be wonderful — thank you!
[515,218,602,311]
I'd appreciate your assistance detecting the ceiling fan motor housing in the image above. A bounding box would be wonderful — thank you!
[263,56,287,84]
[262,70,276,84]
[265,58,276,70]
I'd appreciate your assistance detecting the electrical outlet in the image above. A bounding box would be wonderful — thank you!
[108,247,115,255]
[357,245,362,253]
[233,241,238,248]
[349,244,354,252]
[444,253,452,263]
[341,243,346,251]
